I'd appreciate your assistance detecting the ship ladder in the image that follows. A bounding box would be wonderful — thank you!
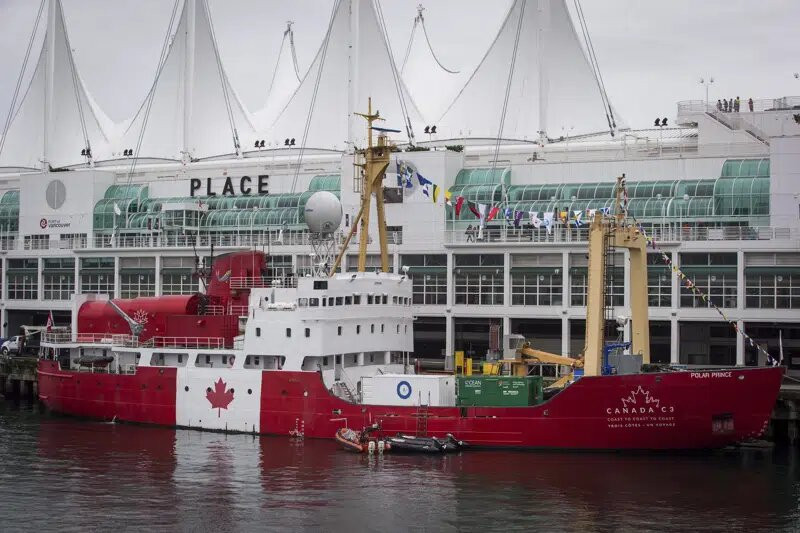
[415,402,429,437]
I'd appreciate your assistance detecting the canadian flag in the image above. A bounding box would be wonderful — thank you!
[46,311,54,332]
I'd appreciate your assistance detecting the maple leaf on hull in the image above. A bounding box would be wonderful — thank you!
[207,378,234,417]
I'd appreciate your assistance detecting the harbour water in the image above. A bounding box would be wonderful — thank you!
[1,400,798,532]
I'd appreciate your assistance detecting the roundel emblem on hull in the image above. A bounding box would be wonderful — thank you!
[39,218,47,229]
[45,179,66,210]
[397,380,412,400]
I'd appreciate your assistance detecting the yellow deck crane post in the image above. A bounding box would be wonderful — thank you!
[502,175,649,386]
[583,174,650,376]
[330,98,393,274]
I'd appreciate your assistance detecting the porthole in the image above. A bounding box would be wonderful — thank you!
[248,388,252,395]
[207,387,212,393]
[185,386,189,392]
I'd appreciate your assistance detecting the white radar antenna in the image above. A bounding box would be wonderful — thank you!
[303,191,343,276]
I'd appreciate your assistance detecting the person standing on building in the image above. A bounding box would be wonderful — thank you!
[734,96,740,112]
[723,99,729,112]
[465,224,475,242]
[748,97,754,112]
[716,99,723,112]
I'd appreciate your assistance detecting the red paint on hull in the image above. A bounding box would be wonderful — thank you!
[38,360,783,450]
[38,360,177,426]
[259,367,783,449]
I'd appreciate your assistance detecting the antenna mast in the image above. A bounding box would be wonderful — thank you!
[330,98,392,275]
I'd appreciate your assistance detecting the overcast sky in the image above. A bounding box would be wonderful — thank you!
[1,0,799,131]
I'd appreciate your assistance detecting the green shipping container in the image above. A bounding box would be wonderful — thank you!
[456,376,543,407]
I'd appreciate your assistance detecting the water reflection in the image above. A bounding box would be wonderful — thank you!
[0,401,796,532]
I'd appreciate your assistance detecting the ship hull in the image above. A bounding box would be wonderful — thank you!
[37,361,783,450]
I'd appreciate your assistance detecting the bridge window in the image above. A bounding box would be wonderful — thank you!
[353,294,361,304]
[345,296,352,305]
[309,298,319,306]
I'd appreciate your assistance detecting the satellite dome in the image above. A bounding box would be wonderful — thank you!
[304,191,342,234]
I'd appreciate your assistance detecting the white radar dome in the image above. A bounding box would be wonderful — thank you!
[304,191,342,234]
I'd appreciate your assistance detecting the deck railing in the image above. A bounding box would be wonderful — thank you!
[42,332,224,349]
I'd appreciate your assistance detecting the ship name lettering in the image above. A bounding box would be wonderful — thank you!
[690,371,733,379]
[606,406,675,415]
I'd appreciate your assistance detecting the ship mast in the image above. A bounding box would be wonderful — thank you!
[583,174,651,376]
[330,98,392,274]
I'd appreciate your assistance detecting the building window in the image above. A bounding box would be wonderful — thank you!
[161,272,195,295]
[286,328,291,337]
[356,325,361,334]
[411,272,447,305]
[570,268,624,307]
[746,272,800,309]
[647,255,672,307]
[6,259,38,300]
[305,328,310,337]
[511,270,562,306]
[42,258,75,300]
[337,326,342,336]
[680,253,737,309]
[120,271,155,299]
[371,324,375,333]
[454,272,504,305]
[381,324,385,333]
[453,254,504,305]
[6,273,37,299]
[256,327,261,337]
[43,272,74,300]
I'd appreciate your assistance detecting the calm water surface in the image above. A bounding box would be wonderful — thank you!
[1,400,798,532]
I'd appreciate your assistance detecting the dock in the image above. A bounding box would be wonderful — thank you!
[0,356,39,399]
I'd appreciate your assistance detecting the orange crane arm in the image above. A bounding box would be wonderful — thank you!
[517,345,583,368]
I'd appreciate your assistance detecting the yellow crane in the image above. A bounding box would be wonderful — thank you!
[330,98,392,275]
[582,174,650,376]
[493,175,650,385]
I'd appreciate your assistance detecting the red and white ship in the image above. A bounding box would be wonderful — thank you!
[37,119,783,451]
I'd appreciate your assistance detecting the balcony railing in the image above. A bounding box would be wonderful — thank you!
[444,226,796,246]
[678,96,800,114]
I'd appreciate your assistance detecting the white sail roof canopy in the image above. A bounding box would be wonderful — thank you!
[119,0,256,161]
[400,6,465,127]
[252,23,302,132]
[0,0,113,170]
[265,0,425,151]
[437,0,621,143]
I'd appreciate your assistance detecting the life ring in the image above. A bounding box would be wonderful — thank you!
[397,380,412,400]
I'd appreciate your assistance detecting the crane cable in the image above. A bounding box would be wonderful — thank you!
[287,23,301,81]
[489,0,526,218]
[573,0,616,133]
[374,0,415,145]
[0,0,45,160]
[61,2,96,162]
[204,0,241,156]
[399,13,418,74]
[419,12,459,74]
[124,0,179,190]
[289,0,339,195]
